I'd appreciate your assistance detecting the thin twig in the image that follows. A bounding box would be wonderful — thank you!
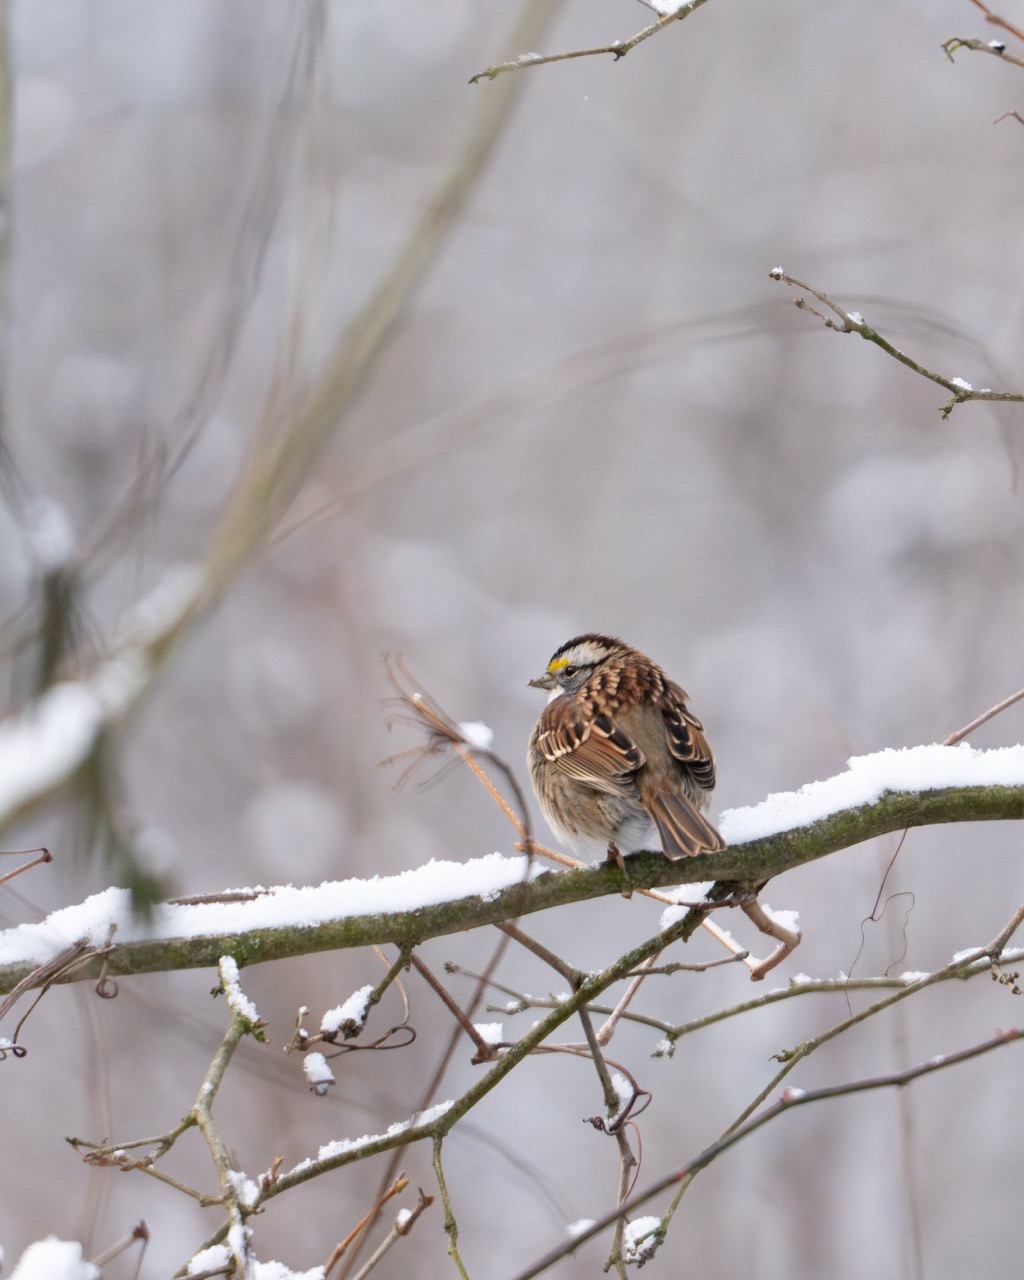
[322,1176,410,1277]
[739,898,802,980]
[470,0,713,83]
[89,1221,149,1272]
[942,35,1024,68]
[1,936,116,1048]
[945,684,1024,745]
[410,953,494,1060]
[346,1188,433,1280]
[497,921,582,985]
[577,1008,635,1278]
[770,268,1024,419]
[594,953,660,1047]
[0,846,51,886]
[511,1025,1024,1280]
[433,1137,470,1280]
[968,0,1024,43]
[70,956,268,1247]
[986,901,1024,955]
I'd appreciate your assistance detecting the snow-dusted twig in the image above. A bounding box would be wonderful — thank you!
[944,0,1024,61]
[513,1022,1024,1279]
[575,1005,640,1278]
[770,268,1024,419]
[942,34,1024,68]
[67,902,1024,1279]
[333,925,516,1279]
[662,950,1024,1045]
[967,0,1024,42]
[338,1185,433,1280]
[287,947,414,1057]
[469,0,714,84]
[725,931,1020,1136]
[509,898,1024,1275]
[478,949,1024,1055]
[251,907,765,1223]
[69,955,268,1274]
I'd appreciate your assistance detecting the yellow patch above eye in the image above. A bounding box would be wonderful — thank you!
[548,657,569,673]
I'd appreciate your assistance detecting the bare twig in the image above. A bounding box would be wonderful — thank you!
[986,900,1024,956]
[636,905,1024,1258]
[967,0,1024,43]
[945,684,1024,745]
[433,1138,470,1280]
[497,920,582,986]
[0,936,117,1050]
[385,654,535,852]
[410,953,497,1062]
[0,845,51,886]
[322,1175,410,1277]
[739,898,803,981]
[89,1221,149,1274]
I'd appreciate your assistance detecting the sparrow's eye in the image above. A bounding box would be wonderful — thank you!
[562,665,577,678]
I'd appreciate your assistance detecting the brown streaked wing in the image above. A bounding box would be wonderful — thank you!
[535,700,644,796]
[661,681,716,792]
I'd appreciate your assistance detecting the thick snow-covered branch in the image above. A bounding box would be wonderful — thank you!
[1,742,1022,994]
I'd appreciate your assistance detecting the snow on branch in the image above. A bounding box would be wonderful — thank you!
[719,740,1024,841]
[0,742,1022,995]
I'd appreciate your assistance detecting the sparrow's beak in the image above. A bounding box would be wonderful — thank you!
[528,671,557,691]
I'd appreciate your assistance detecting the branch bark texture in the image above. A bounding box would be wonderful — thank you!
[0,780,1019,995]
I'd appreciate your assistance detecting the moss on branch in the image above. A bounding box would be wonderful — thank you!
[0,781,1021,994]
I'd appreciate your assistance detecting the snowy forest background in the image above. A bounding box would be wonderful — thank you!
[3,1,1024,1276]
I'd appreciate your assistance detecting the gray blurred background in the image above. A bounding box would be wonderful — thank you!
[2,0,1024,1275]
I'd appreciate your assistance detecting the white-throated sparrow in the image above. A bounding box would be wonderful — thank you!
[527,634,725,860]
